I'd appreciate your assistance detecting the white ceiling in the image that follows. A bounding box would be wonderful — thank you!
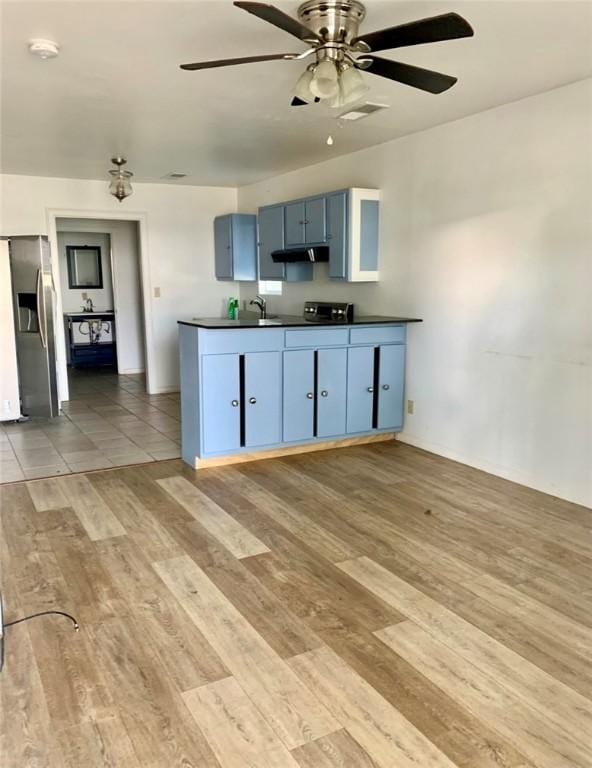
[1,0,591,187]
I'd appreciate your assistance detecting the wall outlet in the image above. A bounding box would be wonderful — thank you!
[154,286,161,298]
[407,399,415,415]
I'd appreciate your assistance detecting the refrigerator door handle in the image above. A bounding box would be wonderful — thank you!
[36,268,47,349]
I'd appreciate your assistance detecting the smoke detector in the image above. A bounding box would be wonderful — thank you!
[28,39,60,59]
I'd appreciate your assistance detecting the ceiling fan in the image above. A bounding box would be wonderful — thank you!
[180,1,474,109]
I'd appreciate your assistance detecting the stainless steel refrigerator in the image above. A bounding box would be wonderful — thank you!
[9,235,59,417]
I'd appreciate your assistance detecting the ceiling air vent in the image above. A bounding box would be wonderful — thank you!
[337,103,389,121]
[162,172,188,180]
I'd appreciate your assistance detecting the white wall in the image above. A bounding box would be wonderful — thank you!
[0,240,21,421]
[57,231,113,312]
[1,176,238,394]
[239,79,592,507]
[57,219,145,375]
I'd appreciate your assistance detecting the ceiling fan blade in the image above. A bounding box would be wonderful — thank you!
[234,2,322,43]
[290,96,320,106]
[180,53,296,70]
[352,12,473,53]
[359,56,457,94]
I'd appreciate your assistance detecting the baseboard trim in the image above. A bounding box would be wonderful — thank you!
[397,432,590,508]
[118,368,145,375]
[193,432,396,469]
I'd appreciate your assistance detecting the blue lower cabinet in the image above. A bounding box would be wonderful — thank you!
[283,350,314,441]
[244,351,282,447]
[202,354,241,454]
[378,344,405,429]
[182,324,409,465]
[317,347,347,437]
[346,346,375,433]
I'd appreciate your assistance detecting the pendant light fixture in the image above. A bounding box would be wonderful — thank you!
[108,157,133,202]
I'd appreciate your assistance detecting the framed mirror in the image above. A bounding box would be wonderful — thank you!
[66,245,103,289]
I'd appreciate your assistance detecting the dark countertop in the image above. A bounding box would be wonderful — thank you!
[179,315,422,329]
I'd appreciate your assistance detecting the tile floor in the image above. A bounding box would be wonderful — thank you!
[0,368,181,483]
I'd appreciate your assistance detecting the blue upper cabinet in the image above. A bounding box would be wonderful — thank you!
[284,201,306,246]
[258,205,286,281]
[327,191,348,279]
[256,188,379,283]
[214,214,257,281]
[259,204,313,282]
[285,197,326,246]
[214,216,233,279]
[329,189,380,282]
[304,197,326,244]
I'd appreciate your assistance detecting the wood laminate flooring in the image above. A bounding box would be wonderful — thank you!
[1,440,591,767]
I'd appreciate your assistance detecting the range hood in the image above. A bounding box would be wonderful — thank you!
[271,246,329,264]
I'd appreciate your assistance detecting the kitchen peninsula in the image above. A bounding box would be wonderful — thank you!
[178,313,421,469]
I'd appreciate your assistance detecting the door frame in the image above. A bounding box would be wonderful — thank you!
[47,208,154,402]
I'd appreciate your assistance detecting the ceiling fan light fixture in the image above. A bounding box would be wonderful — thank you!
[339,64,369,105]
[309,59,339,99]
[293,66,315,103]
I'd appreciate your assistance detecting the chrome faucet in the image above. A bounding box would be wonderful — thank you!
[83,297,94,312]
[250,295,267,319]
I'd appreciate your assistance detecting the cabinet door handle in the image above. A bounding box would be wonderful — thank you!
[367,387,374,393]
[306,392,314,400]
[249,397,257,405]
[382,384,390,391]
[320,390,328,397]
[231,400,239,407]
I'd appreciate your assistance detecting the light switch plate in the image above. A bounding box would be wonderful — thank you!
[154,286,161,298]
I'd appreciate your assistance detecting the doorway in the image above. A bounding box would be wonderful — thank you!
[55,217,147,399]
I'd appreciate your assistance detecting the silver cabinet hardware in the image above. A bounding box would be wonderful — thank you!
[320,390,328,397]
[249,397,257,404]
[231,400,239,407]
[306,392,314,399]
[367,387,374,393]
[382,384,390,390]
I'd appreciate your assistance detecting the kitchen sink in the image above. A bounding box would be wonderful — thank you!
[256,319,283,325]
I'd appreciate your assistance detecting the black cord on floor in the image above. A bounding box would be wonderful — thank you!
[4,610,80,631]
